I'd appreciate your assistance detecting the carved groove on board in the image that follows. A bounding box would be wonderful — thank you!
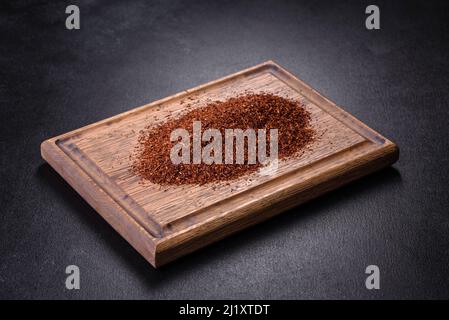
[56,139,163,238]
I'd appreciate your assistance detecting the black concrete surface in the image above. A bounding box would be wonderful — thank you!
[1,0,448,299]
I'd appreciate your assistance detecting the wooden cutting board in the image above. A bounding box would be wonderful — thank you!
[41,61,399,267]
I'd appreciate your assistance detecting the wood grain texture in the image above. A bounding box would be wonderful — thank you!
[41,61,399,267]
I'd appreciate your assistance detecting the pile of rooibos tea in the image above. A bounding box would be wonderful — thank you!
[131,93,315,185]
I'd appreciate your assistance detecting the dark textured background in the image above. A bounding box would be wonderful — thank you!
[1,0,449,299]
